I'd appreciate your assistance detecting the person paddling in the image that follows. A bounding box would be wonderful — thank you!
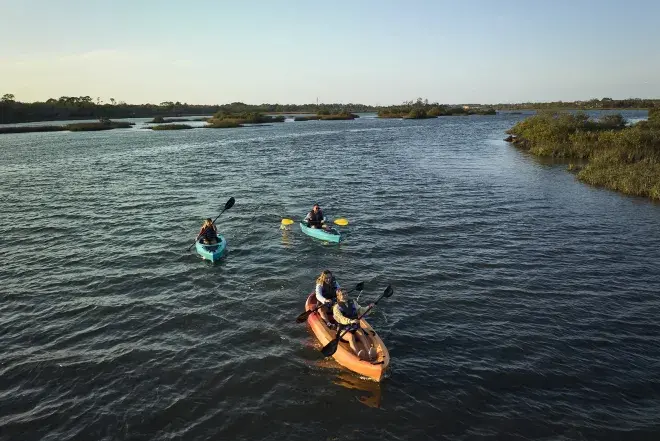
[332,289,377,361]
[304,203,328,229]
[198,218,218,244]
[315,269,340,324]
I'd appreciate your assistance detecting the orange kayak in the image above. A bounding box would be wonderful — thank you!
[305,293,390,382]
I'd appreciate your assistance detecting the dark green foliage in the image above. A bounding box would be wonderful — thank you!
[65,121,134,131]
[378,98,496,118]
[507,111,660,199]
[205,120,242,129]
[648,108,660,127]
[0,125,67,134]
[0,95,379,124]
[151,124,193,130]
[0,120,134,134]
[150,117,198,123]
[495,97,660,111]
[294,115,320,121]
[207,111,285,125]
[318,111,358,120]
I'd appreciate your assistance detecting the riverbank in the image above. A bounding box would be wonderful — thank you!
[149,117,208,123]
[0,120,134,134]
[506,110,660,200]
[150,124,193,130]
[205,112,285,127]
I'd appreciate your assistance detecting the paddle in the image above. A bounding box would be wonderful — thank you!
[321,284,394,357]
[281,217,349,227]
[187,197,235,251]
[295,282,365,323]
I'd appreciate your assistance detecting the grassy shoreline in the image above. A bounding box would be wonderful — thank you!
[506,109,660,200]
[0,120,134,134]
[151,124,193,130]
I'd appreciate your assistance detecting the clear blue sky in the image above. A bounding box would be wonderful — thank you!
[1,0,659,105]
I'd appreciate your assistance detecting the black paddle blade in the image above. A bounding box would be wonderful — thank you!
[355,282,365,292]
[224,197,235,210]
[321,338,340,357]
[295,310,312,323]
[383,284,393,298]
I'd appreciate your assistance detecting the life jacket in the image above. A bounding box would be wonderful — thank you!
[338,300,358,319]
[307,210,324,226]
[319,278,338,300]
[200,224,217,239]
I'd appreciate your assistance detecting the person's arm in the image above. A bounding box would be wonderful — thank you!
[213,224,218,233]
[333,303,355,325]
[304,212,312,222]
[315,284,329,304]
[356,301,373,317]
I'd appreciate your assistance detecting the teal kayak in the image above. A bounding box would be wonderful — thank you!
[195,235,227,261]
[299,222,341,243]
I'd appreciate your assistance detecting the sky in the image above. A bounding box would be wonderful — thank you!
[1,0,659,105]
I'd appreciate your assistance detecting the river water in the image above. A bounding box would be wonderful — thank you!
[1,111,659,440]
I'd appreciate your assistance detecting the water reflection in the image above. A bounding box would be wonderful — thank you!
[280,224,292,247]
[332,371,383,409]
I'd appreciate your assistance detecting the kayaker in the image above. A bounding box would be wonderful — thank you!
[198,218,218,244]
[304,203,327,229]
[315,269,340,324]
[333,289,377,361]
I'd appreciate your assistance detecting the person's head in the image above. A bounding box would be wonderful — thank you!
[316,269,332,285]
[312,203,320,213]
[336,288,347,302]
[204,218,212,226]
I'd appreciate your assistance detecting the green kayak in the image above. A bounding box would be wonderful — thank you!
[299,222,341,243]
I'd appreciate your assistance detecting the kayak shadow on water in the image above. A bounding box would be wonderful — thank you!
[332,371,384,409]
[304,339,384,409]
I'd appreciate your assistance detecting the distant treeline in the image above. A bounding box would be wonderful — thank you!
[2,94,660,124]
[0,94,379,124]
[495,97,660,110]
[378,98,496,118]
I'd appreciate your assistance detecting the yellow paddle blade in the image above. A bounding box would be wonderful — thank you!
[333,218,349,226]
[281,218,295,226]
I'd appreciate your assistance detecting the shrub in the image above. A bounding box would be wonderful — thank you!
[151,124,193,130]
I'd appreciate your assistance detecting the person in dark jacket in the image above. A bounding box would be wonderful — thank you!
[198,218,218,244]
[304,203,327,229]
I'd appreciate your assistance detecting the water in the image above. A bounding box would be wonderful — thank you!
[1,111,659,440]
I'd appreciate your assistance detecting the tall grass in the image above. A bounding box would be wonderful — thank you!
[151,124,193,130]
[506,110,660,200]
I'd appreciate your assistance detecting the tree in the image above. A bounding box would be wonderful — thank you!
[110,98,116,106]
[2,93,16,102]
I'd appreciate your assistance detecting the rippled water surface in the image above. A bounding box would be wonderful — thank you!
[1,112,659,440]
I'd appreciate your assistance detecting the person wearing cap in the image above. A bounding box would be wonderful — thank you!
[304,203,328,229]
